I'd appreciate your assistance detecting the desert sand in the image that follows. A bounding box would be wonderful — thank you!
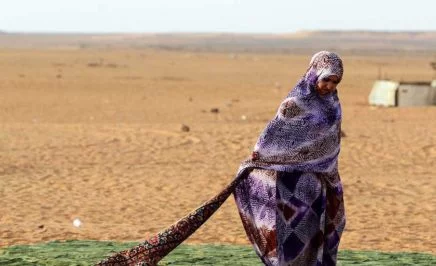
[0,48,435,254]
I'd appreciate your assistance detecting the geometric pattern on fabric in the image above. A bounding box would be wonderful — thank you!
[235,169,345,266]
[278,171,346,266]
[234,169,279,266]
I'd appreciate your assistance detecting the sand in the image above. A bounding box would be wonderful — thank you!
[0,49,435,254]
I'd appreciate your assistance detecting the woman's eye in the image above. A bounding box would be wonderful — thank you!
[322,78,330,82]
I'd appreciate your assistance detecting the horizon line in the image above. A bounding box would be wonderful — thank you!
[2,29,436,35]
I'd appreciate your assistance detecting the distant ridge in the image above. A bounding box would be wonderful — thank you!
[1,31,436,55]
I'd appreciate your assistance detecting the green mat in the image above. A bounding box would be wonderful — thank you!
[0,240,434,265]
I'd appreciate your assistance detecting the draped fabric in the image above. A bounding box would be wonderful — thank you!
[96,168,250,266]
[97,51,346,266]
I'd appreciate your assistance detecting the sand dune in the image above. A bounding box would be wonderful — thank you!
[0,49,435,254]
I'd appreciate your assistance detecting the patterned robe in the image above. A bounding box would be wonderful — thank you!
[97,51,346,266]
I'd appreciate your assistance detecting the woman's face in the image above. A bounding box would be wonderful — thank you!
[316,75,340,95]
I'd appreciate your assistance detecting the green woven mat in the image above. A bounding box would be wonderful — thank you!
[0,240,434,265]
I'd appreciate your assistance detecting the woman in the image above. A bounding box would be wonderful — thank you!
[234,51,345,265]
[98,51,345,266]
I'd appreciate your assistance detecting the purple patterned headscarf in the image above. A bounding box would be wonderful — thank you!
[246,50,343,173]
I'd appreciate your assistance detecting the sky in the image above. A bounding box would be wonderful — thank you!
[1,0,436,33]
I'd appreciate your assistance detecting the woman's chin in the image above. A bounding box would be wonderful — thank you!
[318,90,330,95]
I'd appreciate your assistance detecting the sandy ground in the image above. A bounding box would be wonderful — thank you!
[0,49,435,254]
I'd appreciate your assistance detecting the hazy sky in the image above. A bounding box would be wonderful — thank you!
[2,0,436,33]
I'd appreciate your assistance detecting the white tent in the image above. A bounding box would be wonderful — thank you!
[369,80,399,107]
[369,80,436,107]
